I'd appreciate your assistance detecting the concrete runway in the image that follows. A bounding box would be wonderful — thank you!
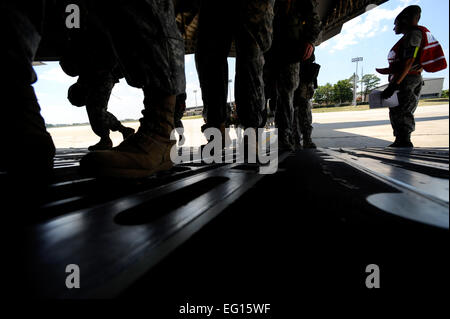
[311,104,449,148]
[48,104,449,149]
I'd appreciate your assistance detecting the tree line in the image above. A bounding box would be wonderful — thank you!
[313,74,381,105]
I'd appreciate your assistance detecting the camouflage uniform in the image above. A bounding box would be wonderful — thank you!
[60,2,131,142]
[85,0,186,137]
[174,93,187,129]
[263,0,321,148]
[195,0,275,129]
[390,74,423,137]
[69,72,124,138]
[389,29,424,139]
[292,56,320,147]
[264,60,300,145]
[80,0,188,178]
[0,1,55,178]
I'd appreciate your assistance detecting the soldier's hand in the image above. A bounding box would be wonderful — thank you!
[381,83,399,99]
[303,43,314,61]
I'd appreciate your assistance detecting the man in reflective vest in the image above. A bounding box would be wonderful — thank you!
[377,5,424,148]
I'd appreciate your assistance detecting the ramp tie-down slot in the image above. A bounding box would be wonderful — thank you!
[114,176,230,225]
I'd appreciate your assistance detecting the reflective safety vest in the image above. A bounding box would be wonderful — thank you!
[388,25,447,74]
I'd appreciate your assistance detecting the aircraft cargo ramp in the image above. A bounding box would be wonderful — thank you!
[3,146,448,300]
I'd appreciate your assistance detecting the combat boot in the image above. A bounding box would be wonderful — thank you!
[290,133,303,151]
[302,134,317,149]
[119,126,135,141]
[278,130,294,152]
[81,94,176,178]
[292,142,303,151]
[389,134,414,148]
[88,137,113,151]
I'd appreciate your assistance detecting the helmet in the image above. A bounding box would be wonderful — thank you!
[68,82,87,107]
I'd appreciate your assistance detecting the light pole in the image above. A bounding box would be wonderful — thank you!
[228,79,233,104]
[360,66,364,103]
[352,57,363,106]
[193,90,198,108]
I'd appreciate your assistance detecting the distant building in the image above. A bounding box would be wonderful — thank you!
[375,77,445,99]
[183,102,235,118]
[184,106,204,117]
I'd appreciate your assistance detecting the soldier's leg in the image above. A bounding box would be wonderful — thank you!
[234,0,275,158]
[274,63,300,150]
[1,2,55,180]
[195,0,233,145]
[263,52,277,129]
[389,74,423,147]
[174,93,187,129]
[81,0,185,178]
[295,81,316,149]
[174,93,187,144]
[292,105,302,150]
[234,36,267,130]
[83,72,134,151]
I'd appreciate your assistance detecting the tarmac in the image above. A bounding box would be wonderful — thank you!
[311,104,449,148]
[48,104,449,149]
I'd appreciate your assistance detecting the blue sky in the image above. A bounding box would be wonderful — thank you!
[34,0,448,125]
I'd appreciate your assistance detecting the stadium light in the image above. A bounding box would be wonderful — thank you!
[352,57,363,106]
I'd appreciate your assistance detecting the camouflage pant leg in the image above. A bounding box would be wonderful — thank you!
[1,2,48,135]
[174,93,187,129]
[293,81,314,140]
[389,74,423,137]
[234,0,275,128]
[1,2,41,88]
[1,2,55,172]
[88,0,186,95]
[263,55,277,126]
[273,63,300,139]
[234,44,266,128]
[83,72,122,138]
[195,0,233,127]
[243,0,276,53]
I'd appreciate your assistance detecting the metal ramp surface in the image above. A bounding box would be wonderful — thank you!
[3,147,448,298]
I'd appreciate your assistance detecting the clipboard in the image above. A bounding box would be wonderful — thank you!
[369,90,399,109]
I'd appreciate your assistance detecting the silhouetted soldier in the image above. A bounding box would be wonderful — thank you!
[59,1,134,151]
[195,0,276,147]
[264,0,321,151]
[174,92,187,144]
[292,55,321,149]
[1,1,55,180]
[66,72,135,151]
[80,0,186,178]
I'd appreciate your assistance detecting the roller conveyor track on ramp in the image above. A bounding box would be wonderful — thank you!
[4,147,448,298]
[12,147,287,298]
[322,147,449,229]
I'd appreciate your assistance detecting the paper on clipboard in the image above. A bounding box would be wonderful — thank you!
[369,90,399,109]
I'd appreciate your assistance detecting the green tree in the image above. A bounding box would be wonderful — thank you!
[362,74,381,100]
[313,83,334,105]
[442,89,449,98]
[333,79,353,104]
